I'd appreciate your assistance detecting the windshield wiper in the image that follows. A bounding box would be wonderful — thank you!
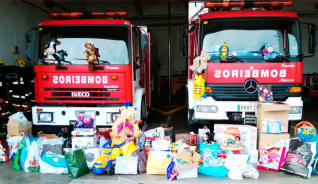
[228,54,244,63]
[248,50,289,62]
[206,51,244,63]
[74,58,111,65]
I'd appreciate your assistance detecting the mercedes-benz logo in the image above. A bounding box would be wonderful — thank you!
[244,79,258,94]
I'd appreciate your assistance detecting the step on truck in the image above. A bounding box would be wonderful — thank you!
[32,11,152,134]
[182,1,316,127]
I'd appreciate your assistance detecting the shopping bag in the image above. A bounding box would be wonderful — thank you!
[84,148,101,169]
[40,152,68,174]
[24,140,42,172]
[132,147,147,174]
[146,151,172,175]
[280,138,316,178]
[65,149,89,179]
[115,156,138,174]
[6,136,23,159]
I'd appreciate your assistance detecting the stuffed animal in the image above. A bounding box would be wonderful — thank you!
[219,42,229,62]
[44,39,65,65]
[189,50,211,74]
[110,105,142,142]
[262,43,276,60]
[84,43,99,73]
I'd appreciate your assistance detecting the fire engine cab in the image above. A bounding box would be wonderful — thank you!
[32,11,152,133]
[182,1,316,126]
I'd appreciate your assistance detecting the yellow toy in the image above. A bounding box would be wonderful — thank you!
[92,138,125,175]
[193,74,205,99]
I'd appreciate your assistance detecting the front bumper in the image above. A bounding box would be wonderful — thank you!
[32,106,121,126]
[192,96,303,122]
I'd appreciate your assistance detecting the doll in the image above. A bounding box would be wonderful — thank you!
[262,43,276,60]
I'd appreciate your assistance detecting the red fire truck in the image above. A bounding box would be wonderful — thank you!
[182,1,316,126]
[32,11,152,133]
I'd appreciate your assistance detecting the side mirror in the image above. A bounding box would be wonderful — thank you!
[308,23,317,54]
[180,25,188,57]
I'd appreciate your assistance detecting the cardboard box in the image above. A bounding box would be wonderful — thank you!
[7,120,32,136]
[258,133,290,155]
[214,124,257,151]
[257,103,290,133]
[72,135,97,149]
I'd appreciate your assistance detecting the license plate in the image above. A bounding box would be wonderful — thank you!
[238,104,257,111]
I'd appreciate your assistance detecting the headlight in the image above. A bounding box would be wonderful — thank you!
[38,112,53,122]
[196,105,218,113]
[289,106,302,114]
[111,112,121,122]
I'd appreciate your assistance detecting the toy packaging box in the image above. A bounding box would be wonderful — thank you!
[257,103,290,133]
[75,110,96,130]
[72,135,97,149]
[257,146,286,171]
[214,124,257,152]
[258,133,290,156]
[257,85,273,103]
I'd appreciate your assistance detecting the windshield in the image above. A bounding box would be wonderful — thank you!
[201,18,301,63]
[38,25,130,65]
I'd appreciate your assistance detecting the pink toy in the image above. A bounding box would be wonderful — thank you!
[257,146,286,171]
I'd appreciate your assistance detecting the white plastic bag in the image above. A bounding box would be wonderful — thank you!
[24,141,42,172]
[6,136,23,159]
[9,112,28,125]
[84,148,101,169]
[115,156,138,174]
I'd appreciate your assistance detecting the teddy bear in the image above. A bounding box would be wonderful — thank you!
[84,43,99,72]
[110,106,142,142]
[189,50,211,74]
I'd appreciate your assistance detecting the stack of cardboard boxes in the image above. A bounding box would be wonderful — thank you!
[257,103,291,155]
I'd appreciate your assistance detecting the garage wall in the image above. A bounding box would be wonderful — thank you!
[0,1,48,66]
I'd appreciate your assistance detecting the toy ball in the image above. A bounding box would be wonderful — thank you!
[77,113,85,121]
[83,115,93,125]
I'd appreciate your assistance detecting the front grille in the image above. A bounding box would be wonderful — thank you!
[207,84,290,101]
[44,88,118,102]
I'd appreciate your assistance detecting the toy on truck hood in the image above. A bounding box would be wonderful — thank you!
[44,38,67,65]
[84,42,100,73]
[189,50,210,74]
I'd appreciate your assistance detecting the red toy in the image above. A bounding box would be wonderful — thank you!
[0,141,8,163]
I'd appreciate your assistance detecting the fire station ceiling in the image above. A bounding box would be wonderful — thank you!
[22,0,318,26]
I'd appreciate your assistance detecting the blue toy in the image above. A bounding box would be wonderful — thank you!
[262,43,276,60]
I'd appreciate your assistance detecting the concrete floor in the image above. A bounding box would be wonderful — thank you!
[0,98,317,184]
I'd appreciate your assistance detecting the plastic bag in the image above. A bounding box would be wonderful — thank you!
[24,140,42,172]
[40,152,68,174]
[132,147,147,174]
[198,143,228,177]
[6,136,23,159]
[65,149,89,179]
[9,112,28,124]
[115,156,138,174]
[167,157,178,181]
[280,138,316,178]
[40,137,64,155]
[84,148,101,169]
[121,141,137,156]
[146,151,172,175]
